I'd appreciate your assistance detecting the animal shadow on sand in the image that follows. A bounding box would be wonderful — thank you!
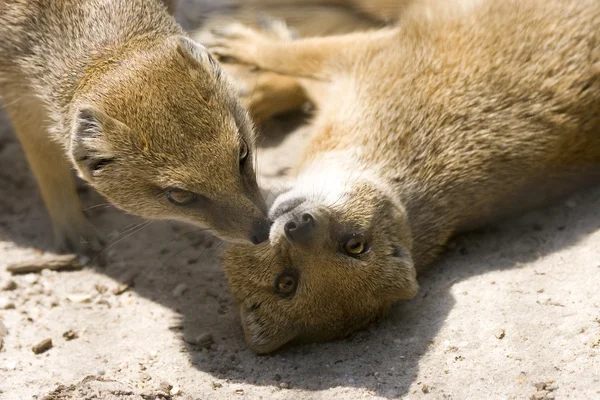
[1,105,600,398]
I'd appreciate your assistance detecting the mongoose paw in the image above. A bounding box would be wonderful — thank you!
[54,220,106,264]
[206,23,270,66]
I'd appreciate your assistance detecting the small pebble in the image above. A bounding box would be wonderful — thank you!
[112,283,130,295]
[279,382,290,389]
[194,333,214,349]
[62,330,79,340]
[66,294,93,303]
[495,329,506,339]
[211,381,223,390]
[532,390,548,399]
[0,299,16,310]
[2,280,17,291]
[170,386,182,396]
[32,338,53,354]
[546,383,559,391]
[534,382,547,391]
[422,384,430,394]
[545,393,555,399]
[159,381,172,393]
[172,283,188,297]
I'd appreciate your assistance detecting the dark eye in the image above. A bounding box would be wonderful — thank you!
[275,272,298,297]
[239,140,249,167]
[166,189,197,206]
[343,234,368,257]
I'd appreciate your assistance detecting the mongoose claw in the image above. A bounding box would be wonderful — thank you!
[206,23,266,65]
[54,220,106,263]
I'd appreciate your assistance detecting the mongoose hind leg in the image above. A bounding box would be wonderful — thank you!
[6,97,105,256]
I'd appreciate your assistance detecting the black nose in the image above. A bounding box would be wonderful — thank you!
[250,218,272,244]
[284,213,315,244]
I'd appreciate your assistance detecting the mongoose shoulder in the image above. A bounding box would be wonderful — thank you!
[210,0,600,353]
[0,0,270,255]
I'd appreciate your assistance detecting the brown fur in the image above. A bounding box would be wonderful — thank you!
[208,0,600,353]
[0,0,270,254]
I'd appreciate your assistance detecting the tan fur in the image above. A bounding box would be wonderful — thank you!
[209,0,600,353]
[191,3,382,123]
[0,0,271,254]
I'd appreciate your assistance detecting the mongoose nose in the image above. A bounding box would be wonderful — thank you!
[284,213,316,244]
[250,218,272,245]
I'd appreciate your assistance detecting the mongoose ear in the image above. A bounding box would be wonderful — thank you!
[176,36,221,74]
[70,106,117,180]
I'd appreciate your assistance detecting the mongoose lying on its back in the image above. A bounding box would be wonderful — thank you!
[0,0,270,255]
[209,0,600,353]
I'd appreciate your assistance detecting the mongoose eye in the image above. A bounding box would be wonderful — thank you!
[343,234,368,256]
[275,272,298,296]
[239,140,249,166]
[166,189,197,206]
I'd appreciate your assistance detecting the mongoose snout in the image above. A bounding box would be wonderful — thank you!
[283,212,316,245]
[250,217,272,244]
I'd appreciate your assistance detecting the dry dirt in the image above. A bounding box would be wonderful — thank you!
[1,1,600,399]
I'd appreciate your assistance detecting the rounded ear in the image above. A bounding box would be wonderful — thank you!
[176,36,221,75]
[70,106,118,180]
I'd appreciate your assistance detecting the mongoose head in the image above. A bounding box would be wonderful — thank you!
[69,37,270,244]
[223,162,419,353]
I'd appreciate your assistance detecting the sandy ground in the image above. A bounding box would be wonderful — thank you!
[1,1,600,399]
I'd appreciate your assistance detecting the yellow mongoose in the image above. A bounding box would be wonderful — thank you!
[211,0,600,353]
[0,0,271,255]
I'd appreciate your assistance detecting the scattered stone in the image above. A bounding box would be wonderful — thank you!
[62,330,79,340]
[235,388,244,395]
[140,373,152,382]
[279,382,290,389]
[545,393,555,399]
[32,338,53,354]
[534,382,547,391]
[6,254,80,274]
[159,382,173,393]
[112,282,130,295]
[532,390,549,399]
[546,383,559,391]
[0,299,16,310]
[518,372,528,384]
[194,333,214,349]
[495,329,506,339]
[172,283,188,297]
[589,333,600,348]
[0,320,7,351]
[67,294,93,303]
[421,384,430,394]
[211,381,223,390]
[1,280,17,291]
[94,284,108,294]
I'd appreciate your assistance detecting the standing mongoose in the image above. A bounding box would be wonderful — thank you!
[0,0,271,255]
[209,0,600,353]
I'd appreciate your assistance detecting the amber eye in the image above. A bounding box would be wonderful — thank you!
[239,140,249,166]
[275,272,298,296]
[166,189,197,206]
[344,234,367,256]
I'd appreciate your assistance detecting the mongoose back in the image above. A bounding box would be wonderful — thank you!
[211,0,600,353]
[0,0,270,255]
